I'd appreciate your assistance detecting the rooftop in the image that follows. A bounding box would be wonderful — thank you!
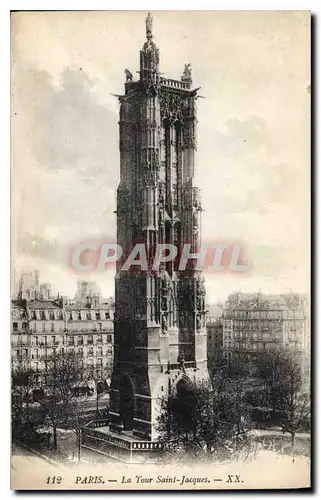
[27,300,62,310]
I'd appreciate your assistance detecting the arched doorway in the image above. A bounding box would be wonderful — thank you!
[119,375,135,431]
[176,376,194,399]
[171,376,196,431]
[31,387,44,403]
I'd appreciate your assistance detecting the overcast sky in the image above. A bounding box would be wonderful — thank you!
[11,11,310,302]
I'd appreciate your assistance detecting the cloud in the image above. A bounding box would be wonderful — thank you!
[12,63,119,180]
[214,115,268,157]
[11,12,309,301]
[12,64,119,256]
[47,67,118,180]
[16,232,69,270]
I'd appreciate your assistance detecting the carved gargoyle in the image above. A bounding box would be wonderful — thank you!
[125,68,133,82]
[181,63,192,83]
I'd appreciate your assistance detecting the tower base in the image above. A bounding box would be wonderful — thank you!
[81,422,163,463]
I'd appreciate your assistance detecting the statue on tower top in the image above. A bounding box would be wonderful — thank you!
[146,12,153,40]
[181,63,192,84]
[140,12,160,89]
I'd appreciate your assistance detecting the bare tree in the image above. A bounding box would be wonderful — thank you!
[275,352,310,447]
[11,362,38,440]
[156,358,254,461]
[40,351,86,451]
[95,377,110,418]
[256,348,310,446]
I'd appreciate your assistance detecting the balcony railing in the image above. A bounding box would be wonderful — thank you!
[160,77,191,90]
[168,361,196,371]
[84,428,163,452]
[82,423,164,463]
[86,419,110,428]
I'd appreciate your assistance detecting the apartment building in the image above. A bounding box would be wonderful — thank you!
[11,296,114,385]
[222,292,309,356]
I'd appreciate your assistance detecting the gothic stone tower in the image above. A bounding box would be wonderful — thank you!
[109,13,209,441]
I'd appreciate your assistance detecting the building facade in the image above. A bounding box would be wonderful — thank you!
[110,13,209,440]
[14,270,52,301]
[207,317,223,363]
[74,280,101,304]
[222,292,309,356]
[206,302,224,367]
[11,297,114,386]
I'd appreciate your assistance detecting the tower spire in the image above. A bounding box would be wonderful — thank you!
[146,12,153,40]
[140,12,159,89]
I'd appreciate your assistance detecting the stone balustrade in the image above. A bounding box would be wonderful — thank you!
[82,420,164,462]
[160,78,190,90]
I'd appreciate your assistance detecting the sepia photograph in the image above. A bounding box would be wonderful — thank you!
[10,9,311,490]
